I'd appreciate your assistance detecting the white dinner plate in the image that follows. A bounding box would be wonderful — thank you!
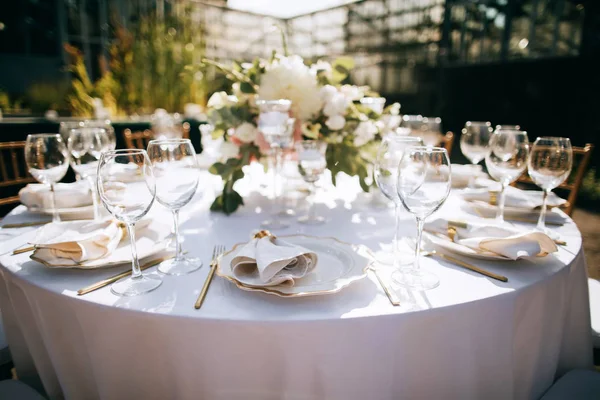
[462,200,567,225]
[217,235,372,297]
[31,221,171,269]
[27,205,96,220]
[423,231,511,261]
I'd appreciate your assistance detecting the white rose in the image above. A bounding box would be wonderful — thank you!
[325,115,346,131]
[219,140,239,161]
[311,60,332,76]
[207,91,236,110]
[353,121,378,147]
[319,85,337,102]
[340,85,363,101]
[233,122,258,143]
[377,114,402,136]
[323,93,349,117]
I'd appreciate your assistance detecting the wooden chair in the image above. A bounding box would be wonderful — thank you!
[439,131,454,156]
[123,122,190,150]
[0,141,35,207]
[515,143,593,216]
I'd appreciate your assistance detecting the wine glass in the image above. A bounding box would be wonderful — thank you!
[296,140,327,224]
[97,149,161,296]
[256,99,294,229]
[68,127,108,220]
[147,139,202,275]
[485,130,530,223]
[374,135,424,266]
[460,121,493,188]
[86,119,116,151]
[495,125,521,132]
[528,137,572,234]
[24,134,70,222]
[392,146,451,290]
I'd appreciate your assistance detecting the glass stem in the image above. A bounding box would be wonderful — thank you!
[414,217,424,271]
[49,183,60,223]
[468,163,476,188]
[272,145,282,209]
[172,209,183,261]
[126,223,141,279]
[537,189,549,231]
[307,182,318,221]
[393,203,401,267]
[88,177,100,220]
[495,183,507,223]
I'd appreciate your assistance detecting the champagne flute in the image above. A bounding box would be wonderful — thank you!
[528,137,572,234]
[374,135,424,266]
[392,146,451,290]
[296,140,327,224]
[97,149,161,296]
[256,99,294,229]
[24,134,70,222]
[68,127,108,220]
[147,139,202,275]
[485,130,530,223]
[460,121,493,188]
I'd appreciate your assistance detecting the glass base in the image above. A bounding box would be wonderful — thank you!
[275,209,296,218]
[391,267,440,291]
[158,257,202,275]
[111,274,162,297]
[377,239,415,266]
[298,215,326,225]
[261,219,290,229]
[165,233,185,251]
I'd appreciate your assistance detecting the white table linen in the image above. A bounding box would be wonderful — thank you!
[0,171,592,400]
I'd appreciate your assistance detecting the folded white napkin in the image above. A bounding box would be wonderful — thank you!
[30,218,151,266]
[231,233,317,287]
[451,164,487,187]
[425,218,557,260]
[19,181,92,209]
[459,186,566,209]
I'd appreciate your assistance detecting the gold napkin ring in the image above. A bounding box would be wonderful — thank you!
[489,191,498,206]
[254,230,276,240]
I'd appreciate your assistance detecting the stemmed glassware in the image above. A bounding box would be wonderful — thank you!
[97,149,161,296]
[392,146,451,290]
[460,121,493,187]
[86,119,116,151]
[295,140,327,224]
[24,134,70,222]
[374,135,424,265]
[256,99,295,229]
[528,137,572,234]
[147,139,202,275]
[68,127,108,220]
[485,129,530,223]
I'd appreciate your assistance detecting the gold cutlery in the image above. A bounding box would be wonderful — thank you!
[77,254,175,296]
[12,246,35,255]
[422,250,508,282]
[371,267,400,306]
[445,220,566,245]
[1,221,50,229]
[194,244,225,309]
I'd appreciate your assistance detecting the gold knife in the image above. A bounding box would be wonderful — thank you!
[77,255,174,296]
[425,250,508,282]
[371,267,400,306]
[12,246,35,255]
[1,221,50,229]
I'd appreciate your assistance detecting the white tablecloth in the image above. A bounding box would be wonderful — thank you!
[0,172,592,400]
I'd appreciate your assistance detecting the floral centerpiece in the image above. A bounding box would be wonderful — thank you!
[200,47,400,214]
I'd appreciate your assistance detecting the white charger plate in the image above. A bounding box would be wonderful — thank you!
[27,205,96,220]
[462,201,567,225]
[217,235,372,297]
[31,221,171,269]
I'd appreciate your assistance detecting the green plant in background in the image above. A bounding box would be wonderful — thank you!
[65,9,223,117]
[0,89,10,110]
[580,168,600,209]
[26,82,70,113]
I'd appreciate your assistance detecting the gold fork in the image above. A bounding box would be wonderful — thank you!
[194,245,225,309]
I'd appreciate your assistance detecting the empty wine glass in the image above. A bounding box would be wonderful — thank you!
[374,135,424,266]
[68,127,108,220]
[485,130,530,223]
[392,146,451,290]
[495,125,521,132]
[147,139,202,275]
[460,121,493,187]
[256,99,294,229]
[296,140,327,224]
[86,119,116,151]
[528,137,572,234]
[97,149,161,296]
[24,134,70,222]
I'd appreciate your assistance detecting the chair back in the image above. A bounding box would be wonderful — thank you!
[439,131,454,156]
[123,122,190,150]
[516,143,594,216]
[0,141,35,207]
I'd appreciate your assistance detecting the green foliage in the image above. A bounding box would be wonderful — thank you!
[64,44,95,117]
[580,168,600,209]
[26,81,70,113]
[209,143,262,214]
[326,139,370,192]
[0,89,10,110]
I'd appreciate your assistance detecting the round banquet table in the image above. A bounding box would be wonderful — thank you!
[0,171,593,400]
